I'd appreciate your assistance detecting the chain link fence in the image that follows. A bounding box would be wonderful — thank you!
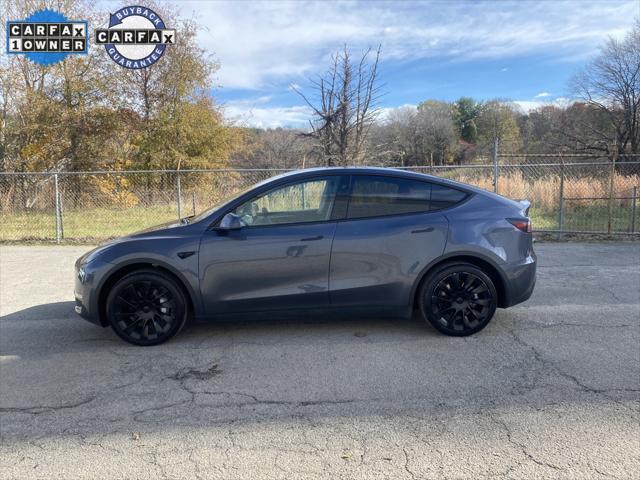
[1,155,639,242]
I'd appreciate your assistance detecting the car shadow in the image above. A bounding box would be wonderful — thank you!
[0,301,438,358]
[1,301,79,322]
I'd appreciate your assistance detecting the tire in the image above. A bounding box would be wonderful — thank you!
[418,262,497,336]
[106,269,188,346]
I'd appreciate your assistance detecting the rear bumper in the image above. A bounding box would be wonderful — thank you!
[501,254,537,308]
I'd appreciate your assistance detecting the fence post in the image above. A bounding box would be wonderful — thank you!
[492,138,498,193]
[557,155,565,240]
[192,192,196,216]
[607,148,617,234]
[631,186,637,233]
[54,173,63,243]
[176,171,182,219]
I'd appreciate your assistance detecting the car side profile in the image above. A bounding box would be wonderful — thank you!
[74,167,536,345]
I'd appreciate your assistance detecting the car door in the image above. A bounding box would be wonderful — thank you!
[199,175,348,314]
[329,174,450,308]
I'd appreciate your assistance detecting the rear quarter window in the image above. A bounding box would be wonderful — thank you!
[429,184,468,211]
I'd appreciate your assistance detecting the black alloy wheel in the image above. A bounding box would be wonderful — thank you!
[106,269,187,346]
[419,263,497,336]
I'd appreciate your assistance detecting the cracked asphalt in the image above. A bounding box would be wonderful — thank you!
[1,242,639,479]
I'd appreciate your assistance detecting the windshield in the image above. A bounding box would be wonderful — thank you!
[189,184,256,223]
[189,171,299,224]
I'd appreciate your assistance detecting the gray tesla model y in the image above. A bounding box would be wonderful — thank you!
[74,167,536,345]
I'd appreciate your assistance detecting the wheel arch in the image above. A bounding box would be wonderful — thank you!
[96,261,196,327]
[411,253,508,310]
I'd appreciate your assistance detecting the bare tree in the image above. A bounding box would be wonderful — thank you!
[367,106,423,166]
[572,22,640,156]
[367,102,457,166]
[236,128,312,169]
[417,100,457,165]
[540,102,615,154]
[294,45,382,166]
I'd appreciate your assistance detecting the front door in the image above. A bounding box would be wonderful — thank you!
[199,175,345,314]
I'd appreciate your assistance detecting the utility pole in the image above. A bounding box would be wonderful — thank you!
[492,137,499,193]
[607,143,617,234]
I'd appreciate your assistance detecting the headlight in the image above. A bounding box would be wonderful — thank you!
[76,264,95,285]
[78,266,88,284]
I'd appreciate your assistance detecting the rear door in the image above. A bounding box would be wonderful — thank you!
[329,174,449,308]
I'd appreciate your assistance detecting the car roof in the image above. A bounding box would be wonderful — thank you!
[264,166,469,190]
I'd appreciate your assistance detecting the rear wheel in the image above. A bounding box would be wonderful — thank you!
[106,269,187,346]
[419,262,497,336]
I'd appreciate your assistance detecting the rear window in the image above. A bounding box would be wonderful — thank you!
[347,176,431,219]
[346,176,468,219]
[430,184,468,211]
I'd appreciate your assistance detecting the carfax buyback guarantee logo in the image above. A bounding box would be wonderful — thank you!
[6,9,88,65]
[95,5,175,69]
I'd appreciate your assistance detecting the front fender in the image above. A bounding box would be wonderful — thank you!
[90,236,203,323]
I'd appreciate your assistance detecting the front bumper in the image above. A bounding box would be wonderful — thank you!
[74,259,110,327]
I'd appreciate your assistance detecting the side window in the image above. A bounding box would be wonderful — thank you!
[347,176,431,219]
[232,177,340,226]
[430,184,468,211]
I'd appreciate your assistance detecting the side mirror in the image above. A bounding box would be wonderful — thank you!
[217,212,243,230]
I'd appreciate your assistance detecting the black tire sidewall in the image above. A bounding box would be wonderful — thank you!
[419,263,497,337]
[106,270,187,346]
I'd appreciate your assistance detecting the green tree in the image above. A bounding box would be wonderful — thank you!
[0,1,241,174]
[476,100,521,153]
[454,97,480,144]
[0,0,244,211]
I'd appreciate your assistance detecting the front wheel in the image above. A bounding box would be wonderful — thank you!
[106,269,187,346]
[419,263,497,336]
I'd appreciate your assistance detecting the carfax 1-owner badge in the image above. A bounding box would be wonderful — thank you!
[6,9,88,65]
[95,5,175,69]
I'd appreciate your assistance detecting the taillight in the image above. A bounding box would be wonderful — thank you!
[507,218,532,233]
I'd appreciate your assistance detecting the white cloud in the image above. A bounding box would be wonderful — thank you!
[225,100,422,128]
[513,97,572,113]
[223,99,311,128]
[534,91,552,98]
[513,101,545,112]
[174,0,637,90]
[378,104,418,121]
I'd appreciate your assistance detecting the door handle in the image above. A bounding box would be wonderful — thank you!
[411,227,434,234]
[300,235,324,241]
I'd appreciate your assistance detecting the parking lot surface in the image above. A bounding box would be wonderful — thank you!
[1,242,639,479]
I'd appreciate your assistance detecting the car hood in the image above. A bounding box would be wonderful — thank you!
[128,219,186,237]
[76,219,190,266]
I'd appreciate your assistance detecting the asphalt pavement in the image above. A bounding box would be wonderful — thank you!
[0,242,639,479]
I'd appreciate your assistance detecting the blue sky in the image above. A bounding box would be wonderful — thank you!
[163,0,639,127]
